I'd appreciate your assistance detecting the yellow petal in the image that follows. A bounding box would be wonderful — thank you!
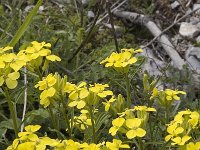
[5,78,18,89]
[46,55,61,61]
[135,128,146,137]
[25,125,41,132]
[0,76,4,86]
[126,130,136,139]
[8,72,20,80]
[77,100,86,109]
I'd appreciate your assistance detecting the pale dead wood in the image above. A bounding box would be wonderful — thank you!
[113,10,185,69]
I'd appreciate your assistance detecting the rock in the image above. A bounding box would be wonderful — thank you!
[170,1,180,9]
[190,17,200,25]
[185,47,200,74]
[82,0,89,6]
[24,5,34,12]
[196,36,200,43]
[193,4,200,13]
[87,11,95,18]
[179,22,200,38]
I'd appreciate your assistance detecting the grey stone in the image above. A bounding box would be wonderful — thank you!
[82,0,89,6]
[186,47,200,74]
[190,17,200,25]
[179,22,200,38]
[196,36,200,43]
[193,4,200,13]
[171,1,180,9]
[87,11,95,18]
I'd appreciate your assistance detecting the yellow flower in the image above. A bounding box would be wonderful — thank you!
[35,74,57,107]
[102,96,116,111]
[100,49,142,72]
[36,136,59,149]
[74,111,92,130]
[67,82,89,109]
[62,139,80,150]
[186,141,200,150]
[6,139,19,150]
[17,142,35,150]
[117,109,135,118]
[109,118,125,136]
[100,50,137,68]
[9,52,30,72]
[40,87,56,108]
[106,139,130,150]
[46,55,61,61]
[0,72,20,89]
[125,118,146,139]
[134,106,156,112]
[35,74,57,90]
[165,123,184,142]
[25,41,51,59]
[150,87,158,100]
[0,46,13,54]
[188,111,199,128]
[171,135,191,145]
[89,83,113,98]
[81,143,101,150]
[18,125,41,142]
[165,89,186,101]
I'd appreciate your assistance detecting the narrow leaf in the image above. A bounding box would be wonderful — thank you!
[9,0,43,47]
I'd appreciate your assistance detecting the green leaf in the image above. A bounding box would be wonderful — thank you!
[9,0,43,47]
[95,112,110,132]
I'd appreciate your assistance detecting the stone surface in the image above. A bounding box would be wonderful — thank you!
[190,17,200,25]
[179,22,200,38]
[186,47,200,74]
[87,11,95,18]
[196,36,200,43]
[171,1,180,9]
[193,4,200,13]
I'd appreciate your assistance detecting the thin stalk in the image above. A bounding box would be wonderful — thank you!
[68,0,102,63]
[106,0,119,53]
[70,107,74,133]
[125,73,131,107]
[60,95,72,137]
[138,138,144,150]
[89,105,96,143]
[3,86,19,137]
[20,67,27,132]
[48,107,57,129]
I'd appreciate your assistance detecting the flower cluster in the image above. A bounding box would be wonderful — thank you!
[109,106,156,139]
[7,125,58,150]
[150,88,186,107]
[7,125,130,150]
[0,41,61,90]
[100,48,143,73]
[20,41,61,72]
[35,73,68,108]
[0,46,29,89]
[73,109,93,130]
[64,82,113,109]
[165,110,200,147]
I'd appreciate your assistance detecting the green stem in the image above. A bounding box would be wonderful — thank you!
[3,86,19,137]
[138,138,144,150]
[48,107,60,138]
[60,95,72,137]
[125,73,131,108]
[89,105,96,143]
[165,106,170,124]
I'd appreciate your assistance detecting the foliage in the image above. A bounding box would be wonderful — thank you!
[0,1,199,150]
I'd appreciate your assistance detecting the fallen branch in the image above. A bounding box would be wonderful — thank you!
[113,10,185,69]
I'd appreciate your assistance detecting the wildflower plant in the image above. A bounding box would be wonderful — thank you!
[3,43,200,150]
